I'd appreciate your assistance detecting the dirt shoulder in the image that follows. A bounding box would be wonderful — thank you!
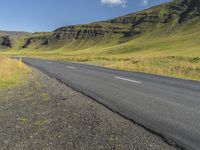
[0,68,176,150]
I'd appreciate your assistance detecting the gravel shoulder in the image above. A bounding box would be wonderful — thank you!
[0,68,177,150]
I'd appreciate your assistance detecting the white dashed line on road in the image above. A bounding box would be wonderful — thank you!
[114,76,142,84]
[66,66,76,69]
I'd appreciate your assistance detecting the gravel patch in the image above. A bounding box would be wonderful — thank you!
[0,68,177,150]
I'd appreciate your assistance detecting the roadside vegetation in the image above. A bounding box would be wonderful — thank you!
[0,56,29,88]
[81,56,200,80]
[35,55,200,81]
[4,54,200,81]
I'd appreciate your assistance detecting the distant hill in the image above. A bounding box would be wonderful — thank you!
[0,31,31,49]
[0,30,31,37]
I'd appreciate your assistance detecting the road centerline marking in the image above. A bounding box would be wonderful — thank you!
[66,66,76,69]
[114,76,142,84]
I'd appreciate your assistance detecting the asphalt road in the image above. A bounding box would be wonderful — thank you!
[21,57,200,150]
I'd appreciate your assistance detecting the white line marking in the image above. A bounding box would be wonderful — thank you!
[47,61,52,64]
[114,76,142,84]
[66,66,76,69]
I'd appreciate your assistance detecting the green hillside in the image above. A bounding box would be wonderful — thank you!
[2,0,200,54]
[1,0,200,80]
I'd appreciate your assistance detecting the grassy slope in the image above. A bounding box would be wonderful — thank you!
[56,17,200,57]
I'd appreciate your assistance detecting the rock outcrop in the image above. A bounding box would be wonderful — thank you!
[0,36,12,48]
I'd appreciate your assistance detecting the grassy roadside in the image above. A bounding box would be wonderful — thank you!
[2,53,200,81]
[79,56,200,81]
[0,56,30,88]
[15,54,200,81]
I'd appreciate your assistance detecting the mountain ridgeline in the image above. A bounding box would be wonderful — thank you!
[1,0,200,51]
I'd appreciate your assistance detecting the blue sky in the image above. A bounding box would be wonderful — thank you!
[0,0,170,32]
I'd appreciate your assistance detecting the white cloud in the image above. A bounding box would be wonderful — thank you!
[101,0,127,7]
[141,0,149,6]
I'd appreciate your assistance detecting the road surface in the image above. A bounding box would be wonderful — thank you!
[21,57,200,150]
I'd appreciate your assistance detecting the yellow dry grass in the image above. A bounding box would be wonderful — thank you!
[64,56,200,80]
[0,56,29,88]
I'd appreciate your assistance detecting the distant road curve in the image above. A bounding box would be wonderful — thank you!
[21,57,200,150]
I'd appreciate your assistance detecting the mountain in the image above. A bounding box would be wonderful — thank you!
[1,0,200,56]
[18,0,199,50]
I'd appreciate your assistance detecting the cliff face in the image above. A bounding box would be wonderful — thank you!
[165,0,200,23]
[0,36,12,49]
[110,0,200,33]
[20,0,200,49]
